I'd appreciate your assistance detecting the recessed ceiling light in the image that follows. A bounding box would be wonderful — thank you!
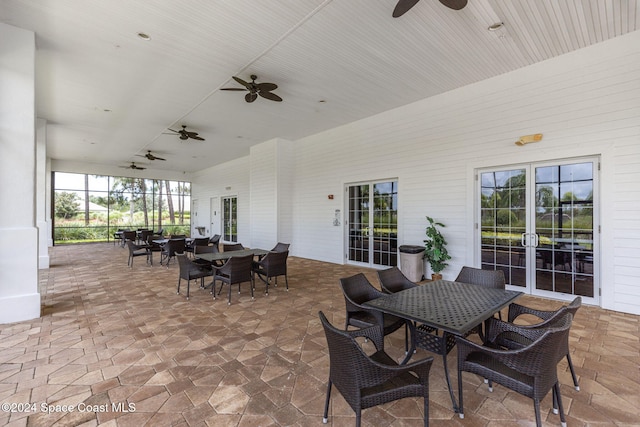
[488,22,504,31]
[137,32,151,40]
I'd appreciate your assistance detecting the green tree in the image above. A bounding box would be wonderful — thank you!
[55,192,80,219]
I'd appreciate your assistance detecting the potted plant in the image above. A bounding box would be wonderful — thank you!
[424,216,451,280]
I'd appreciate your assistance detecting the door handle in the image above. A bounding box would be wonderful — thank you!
[521,233,528,247]
[532,233,539,247]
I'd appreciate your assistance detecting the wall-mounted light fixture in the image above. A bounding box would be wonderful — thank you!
[328,194,334,200]
[515,133,543,146]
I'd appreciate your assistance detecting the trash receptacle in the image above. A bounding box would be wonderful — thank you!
[398,245,425,282]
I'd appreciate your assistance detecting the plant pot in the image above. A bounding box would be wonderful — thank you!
[431,273,443,281]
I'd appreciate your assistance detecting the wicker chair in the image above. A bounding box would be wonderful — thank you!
[252,250,289,294]
[493,296,582,390]
[222,242,244,252]
[121,230,136,247]
[161,238,185,267]
[212,254,254,305]
[186,237,210,257]
[339,273,412,354]
[456,266,506,322]
[377,266,417,294]
[209,234,221,250]
[319,311,433,427]
[176,253,213,299]
[192,244,222,269]
[271,242,290,252]
[125,240,150,267]
[456,313,573,427]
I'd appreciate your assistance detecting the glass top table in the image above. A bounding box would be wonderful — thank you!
[364,279,523,413]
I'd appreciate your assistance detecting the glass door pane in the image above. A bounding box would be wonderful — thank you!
[347,180,398,267]
[479,169,528,287]
[348,184,369,263]
[534,162,595,297]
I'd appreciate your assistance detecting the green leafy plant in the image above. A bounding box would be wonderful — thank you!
[424,216,451,275]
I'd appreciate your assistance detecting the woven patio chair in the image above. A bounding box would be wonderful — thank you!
[340,273,412,354]
[125,239,150,267]
[252,250,289,294]
[493,296,582,390]
[161,238,185,267]
[319,310,433,427]
[456,313,573,427]
[212,254,254,305]
[176,253,213,299]
[377,266,417,294]
[222,242,244,252]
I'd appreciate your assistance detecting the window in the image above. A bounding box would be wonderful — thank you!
[52,172,191,244]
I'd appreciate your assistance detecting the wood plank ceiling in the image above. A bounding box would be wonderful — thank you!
[1,0,638,173]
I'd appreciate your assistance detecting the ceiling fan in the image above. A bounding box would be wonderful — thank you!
[165,125,205,141]
[120,162,146,170]
[221,75,283,103]
[137,150,166,161]
[393,0,467,17]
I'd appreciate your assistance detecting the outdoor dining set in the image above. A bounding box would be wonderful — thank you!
[322,265,581,427]
[119,230,290,305]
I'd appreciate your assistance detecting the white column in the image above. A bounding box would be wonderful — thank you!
[0,23,41,323]
[37,118,51,268]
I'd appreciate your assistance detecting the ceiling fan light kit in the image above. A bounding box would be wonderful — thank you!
[515,133,543,146]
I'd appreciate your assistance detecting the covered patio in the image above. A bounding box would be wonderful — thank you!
[1,243,637,426]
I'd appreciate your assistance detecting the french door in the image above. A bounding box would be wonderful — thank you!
[478,158,599,304]
[346,180,398,268]
[222,196,237,242]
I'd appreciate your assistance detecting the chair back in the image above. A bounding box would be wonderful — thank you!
[219,254,253,283]
[209,234,221,248]
[166,238,186,256]
[260,250,288,276]
[170,234,186,239]
[126,240,142,254]
[194,244,218,255]
[377,267,417,294]
[192,237,210,247]
[455,266,505,289]
[122,230,136,242]
[271,242,290,252]
[318,311,384,395]
[176,253,191,278]
[223,243,244,252]
[340,273,384,306]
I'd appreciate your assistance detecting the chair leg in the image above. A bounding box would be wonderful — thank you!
[457,370,465,419]
[566,353,580,390]
[322,380,332,423]
[533,399,542,427]
[177,277,181,294]
[284,274,289,291]
[554,382,567,427]
[186,279,190,300]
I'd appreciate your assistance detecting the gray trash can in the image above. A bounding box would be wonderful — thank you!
[398,245,425,282]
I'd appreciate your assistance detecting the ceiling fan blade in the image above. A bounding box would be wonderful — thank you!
[440,0,467,10]
[190,135,205,141]
[154,156,166,161]
[256,82,278,92]
[232,76,251,89]
[245,92,258,103]
[220,87,247,91]
[258,91,283,102]
[393,0,420,17]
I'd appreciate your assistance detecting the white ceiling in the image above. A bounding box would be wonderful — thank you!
[2,0,638,174]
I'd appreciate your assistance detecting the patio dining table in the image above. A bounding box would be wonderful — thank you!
[195,248,270,263]
[364,280,522,414]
